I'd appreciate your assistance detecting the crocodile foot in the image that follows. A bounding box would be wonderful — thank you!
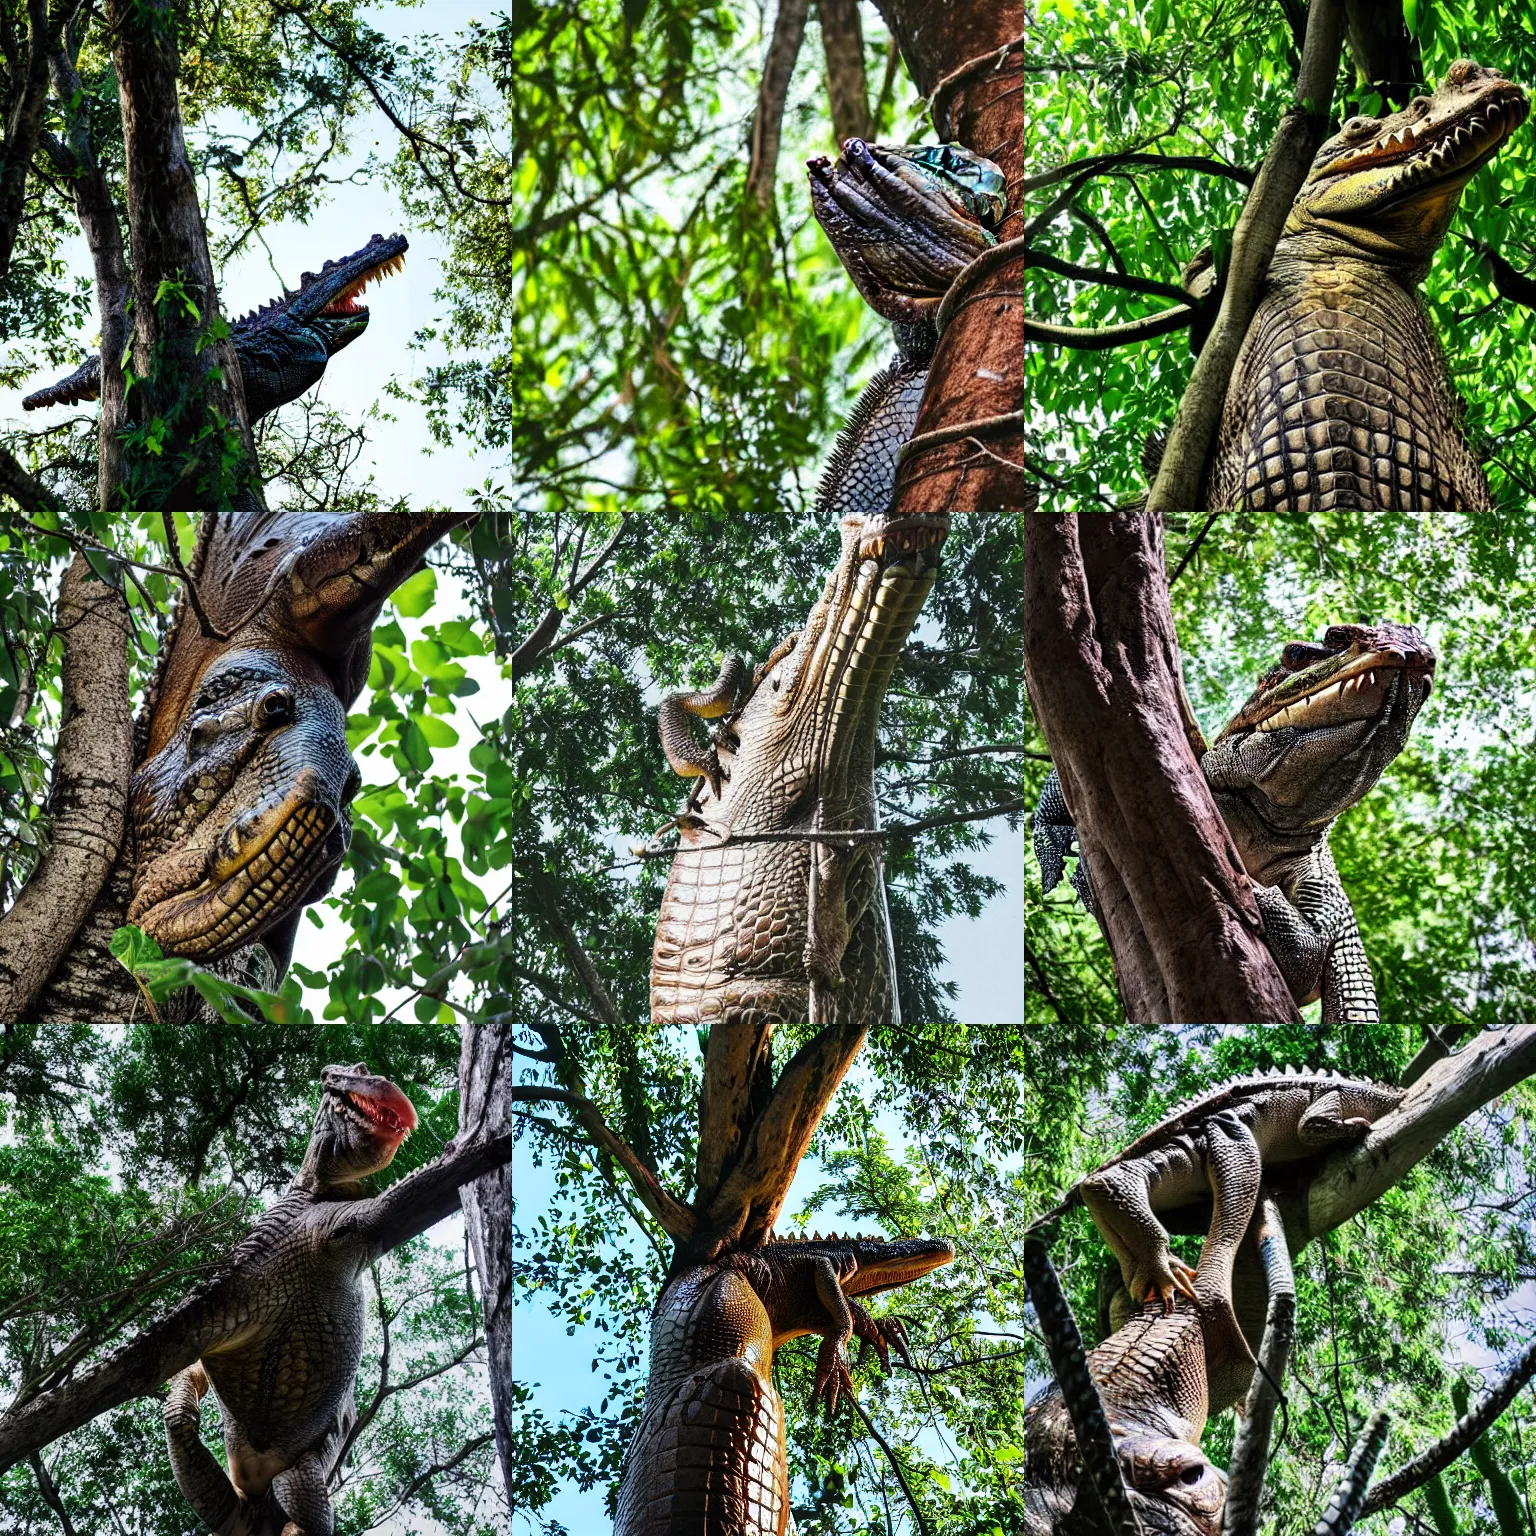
[1133,1251,1199,1313]
[812,1336,856,1417]
[852,1304,913,1371]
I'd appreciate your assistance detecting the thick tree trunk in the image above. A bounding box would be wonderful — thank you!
[108,0,251,502]
[875,0,1026,512]
[818,0,870,147]
[1344,0,1421,108]
[0,556,132,1025]
[0,1,53,286]
[1022,511,1301,1024]
[458,1013,511,1503]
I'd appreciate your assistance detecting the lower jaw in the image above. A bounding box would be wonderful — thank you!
[859,516,950,559]
[134,837,340,960]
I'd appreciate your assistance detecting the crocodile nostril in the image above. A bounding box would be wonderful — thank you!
[341,764,362,805]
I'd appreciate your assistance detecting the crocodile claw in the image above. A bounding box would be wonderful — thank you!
[812,1338,855,1417]
[1140,1254,1199,1314]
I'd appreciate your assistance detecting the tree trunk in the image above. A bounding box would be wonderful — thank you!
[458,1013,511,1502]
[875,0,1026,512]
[1022,511,1301,1024]
[108,0,251,505]
[818,0,870,147]
[746,0,810,209]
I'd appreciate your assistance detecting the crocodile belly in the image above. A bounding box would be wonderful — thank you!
[651,842,811,1028]
[613,1356,789,1536]
[1208,271,1490,512]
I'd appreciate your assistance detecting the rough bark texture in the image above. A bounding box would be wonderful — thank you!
[45,30,131,509]
[0,0,53,285]
[458,1012,511,1503]
[876,0,1025,512]
[818,0,870,147]
[0,556,132,1025]
[746,0,810,209]
[1145,0,1345,513]
[109,0,251,494]
[1022,511,1302,1024]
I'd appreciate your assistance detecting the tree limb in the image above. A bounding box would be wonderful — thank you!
[1145,0,1346,512]
[818,0,870,146]
[1026,305,1194,350]
[0,555,132,1026]
[512,1086,694,1239]
[1027,249,1193,305]
[746,0,808,209]
[1022,151,1255,193]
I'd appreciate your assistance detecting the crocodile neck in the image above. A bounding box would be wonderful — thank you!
[1208,251,1488,511]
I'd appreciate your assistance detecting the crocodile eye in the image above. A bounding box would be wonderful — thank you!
[188,717,220,758]
[1281,643,1330,670]
[1179,1465,1207,1485]
[256,687,294,726]
[341,763,362,804]
[1341,115,1380,140]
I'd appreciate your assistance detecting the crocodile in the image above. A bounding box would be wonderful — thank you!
[17,238,472,1022]
[652,139,1005,1255]
[0,1064,512,1532]
[1035,622,1435,1023]
[1032,1069,1403,1357]
[22,232,409,420]
[1206,59,1529,511]
[613,1233,953,1536]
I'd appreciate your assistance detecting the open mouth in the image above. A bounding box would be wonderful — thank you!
[339,1088,415,1138]
[1249,651,1433,734]
[859,516,950,559]
[1322,87,1528,195]
[318,247,407,318]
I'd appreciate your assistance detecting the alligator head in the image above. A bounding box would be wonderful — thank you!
[22,233,408,423]
[296,1062,418,1194]
[1283,60,1528,278]
[1204,622,1434,870]
[807,140,1004,333]
[125,510,468,970]
[1025,1302,1229,1536]
[126,646,361,960]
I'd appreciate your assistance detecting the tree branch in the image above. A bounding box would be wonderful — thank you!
[0,555,132,1026]
[1145,0,1346,512]
[1026,304,1194,350]
[512,1086,694,1239]
[745,0,808,208]
[1021,151,1256,193]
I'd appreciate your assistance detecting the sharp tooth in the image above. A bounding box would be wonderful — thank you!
[1368,670,1376,686]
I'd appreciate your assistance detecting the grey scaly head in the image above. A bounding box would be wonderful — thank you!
[23,233,408,423]
[294,1062,418,1195]
[126,647,364,964]
[1205,622,1435,858]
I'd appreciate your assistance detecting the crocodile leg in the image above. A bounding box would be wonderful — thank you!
[270,1451,334,1536]
[658,657,746,796]
[1193,1112,1261,1371]
[1079,1154,1200,1313]
[163,1364,276,1536]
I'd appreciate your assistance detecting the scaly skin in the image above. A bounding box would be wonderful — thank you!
[614,1235,953,1536]
[1207,60,1529,511]
[23,233,408,419]
[1034,1069,1403,1352]
[0,1069,509,1524]
[22,238,472,1010]
[1034,622,1435,1023]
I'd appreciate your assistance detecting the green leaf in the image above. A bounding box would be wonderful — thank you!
[391,567,437,618]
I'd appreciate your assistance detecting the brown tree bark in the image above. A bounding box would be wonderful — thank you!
[818,0,870,147]
[0,0,54,286]
[0,556,132,1026]
[108,0,250,502]
[457,1011,511,1503]
[746,0,810,209]
[44,25,131,511]
[1022,511,1301,1024]
[875,0,1026,512]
